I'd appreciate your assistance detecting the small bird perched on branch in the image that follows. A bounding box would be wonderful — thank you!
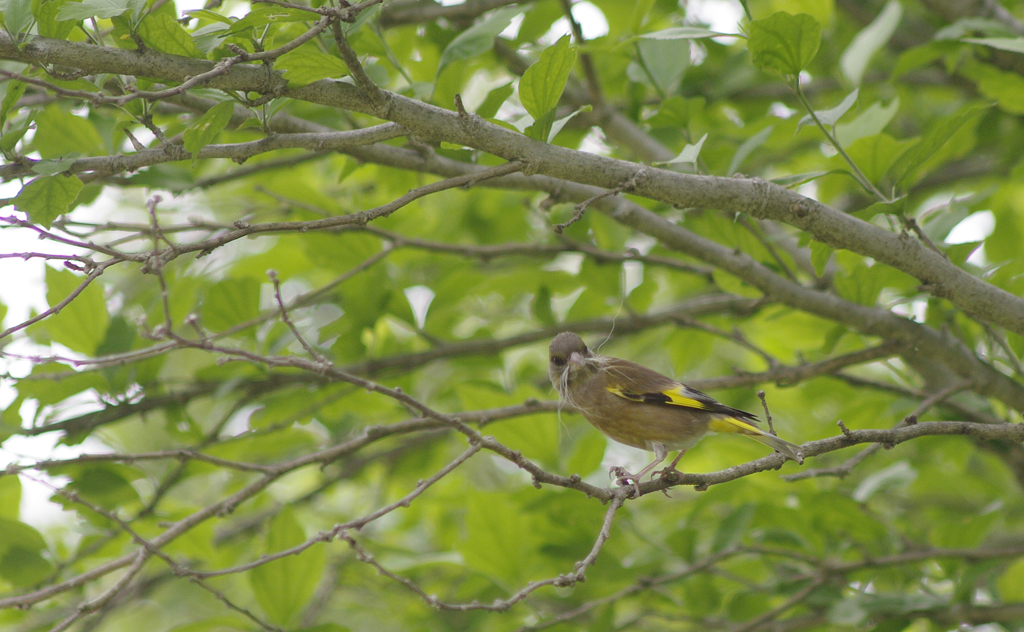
[548,332,804,495]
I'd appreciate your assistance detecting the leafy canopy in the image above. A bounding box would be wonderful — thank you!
[2,0,1024,631]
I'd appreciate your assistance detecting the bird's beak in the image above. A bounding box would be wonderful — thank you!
[568,351,584,368]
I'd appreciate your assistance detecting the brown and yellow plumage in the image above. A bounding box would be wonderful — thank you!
[549,332,803,491]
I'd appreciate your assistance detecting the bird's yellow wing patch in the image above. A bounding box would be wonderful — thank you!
[660,385,715,410]
[606,385,714,410]
[708,416,763,436]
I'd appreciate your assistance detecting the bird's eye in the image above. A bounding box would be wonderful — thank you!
[551,356,566,367]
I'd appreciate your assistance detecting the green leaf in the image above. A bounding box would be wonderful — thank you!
[644,94,703,129]
[459,490,538,583]
[711,503,754,552]
[886,104,989,187]
[930,512,997,549]
[966,62,1024,115]
[546,104,590,142]
[275,46,349,87]
[934,18,1011,41]
[834,259,892,307]
[41,267,109,354]
[519,34,577,121]
[852,460,917,502]
[137,12,201,57]
[666,526,697,563]
[683,576,722,617]
[302,625,352,632]
[96,314,136,357]
[564,428,605,478]
[0,476,20,520]
[636,37,689,95]
[1,0,34,36]
[31,104,104,158]
[655,133,707,166]
[640,26,721,40]
[220,4,314,37]
[190,21,229,54]
[0,117,33,153]
[892,41,952,79]
[963,36,1024,53]
[944,241,982,267]
[0,519,52,587]
[921,199,970,242]
[183,8,232,24]
[436,5,522,79]
[748,12,821,76]
[827,596,869,626]
[33,0,75,38]
[809,240,833,276]
[56,0,128,20]
[728,592,772,621]
[338,2,379,36]
[200,277,260,333]
[840,0,902,86]
[0,78,26,128]
[250,507,325,625]
[834,98,899,147]
[0,518,44,555]
[842,133,909,184]
[476,81,513,119]
[524,108,556,142]
[14,175,84,228]
[182,100,235,165]
[797,89,858,133]
[30,153,81,176]
[16,362,106,408]
[532,284,555,325]
[728,125,773,175]
[50,463,141,510]
[770,170,835,187]
[998,558,1024,601]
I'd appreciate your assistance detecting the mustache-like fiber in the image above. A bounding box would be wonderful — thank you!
[554,357,603,416]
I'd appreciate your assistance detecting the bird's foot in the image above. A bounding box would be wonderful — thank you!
[655,466,682,482]
[609,466,642,498]
[654,467,681,497]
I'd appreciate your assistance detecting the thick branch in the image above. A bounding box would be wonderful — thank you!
[4,33,1023,337]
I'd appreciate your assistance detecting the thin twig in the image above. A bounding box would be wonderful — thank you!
[553,168,646,233]
[341,490,627,611]
[784,381,971,481]
[268,269,329,363]
[188,442,482,578]
[557,0,603,105]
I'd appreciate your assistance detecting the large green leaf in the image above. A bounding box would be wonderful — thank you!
[886,104,989,186]
[0,519,52,587]
[250,507,326,625]
[200,277,261,334]
[748,12,821,76]
[56,0,128,21]
[13,174,83,228]
[436,5,522,79]
[40,266,109,355]
[183,100,236,165]
[137,12,201,57]
[276,46,350,87]
[519,34,577,122]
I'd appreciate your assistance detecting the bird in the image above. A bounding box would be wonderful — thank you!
[548,331,803,494]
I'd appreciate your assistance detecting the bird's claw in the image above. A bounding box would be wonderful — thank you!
[654,466,681,481]
[609,466,641,498]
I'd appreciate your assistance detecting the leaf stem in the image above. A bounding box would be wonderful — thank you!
[793,80,891,202]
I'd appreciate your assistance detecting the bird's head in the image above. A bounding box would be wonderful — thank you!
[548,332,596,397]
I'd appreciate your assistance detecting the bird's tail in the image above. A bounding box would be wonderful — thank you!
[708,417,805,464]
